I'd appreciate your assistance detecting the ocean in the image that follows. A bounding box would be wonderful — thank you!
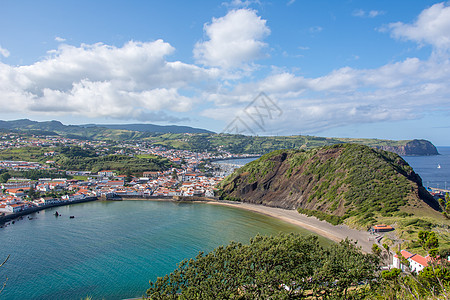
[403,146,450,190]
[0,201,326,300]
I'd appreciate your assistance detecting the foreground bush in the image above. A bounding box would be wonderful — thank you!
[146,233,379,299]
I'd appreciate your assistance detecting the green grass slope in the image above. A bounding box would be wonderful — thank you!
[0,146,172,175]
[218,144,440,228]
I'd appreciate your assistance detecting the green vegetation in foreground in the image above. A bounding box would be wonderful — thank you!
[145,232,450,299]
[146,233,379,299]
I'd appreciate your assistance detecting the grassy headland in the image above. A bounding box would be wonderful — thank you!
[218,144,449,251]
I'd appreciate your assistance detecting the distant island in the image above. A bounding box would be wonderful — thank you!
[0,119,440,156]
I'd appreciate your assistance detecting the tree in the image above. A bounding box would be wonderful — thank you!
[418,230,439,254]
[381,268,401,280]
[146,233,379,299]
[0,173,11,183]
[372,243,382,256]
[125,171,133,183]
[27,186,39,200]
[439,196,450,218]
[312,239,379,299]
[383,242,391,266]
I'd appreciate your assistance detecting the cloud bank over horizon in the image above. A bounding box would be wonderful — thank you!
[0,3,450,137]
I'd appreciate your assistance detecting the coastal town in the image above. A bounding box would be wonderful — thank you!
[0,132,255,219]
[1,131,450,280]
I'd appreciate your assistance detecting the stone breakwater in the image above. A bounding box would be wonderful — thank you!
[0,197,98,225]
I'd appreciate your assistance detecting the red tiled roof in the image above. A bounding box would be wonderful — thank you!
[373,224,393,230]
[410,254,428,267]
[6,188,25,193]
[401,250,415,260]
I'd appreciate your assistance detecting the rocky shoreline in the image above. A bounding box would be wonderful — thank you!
[0,197,98,225]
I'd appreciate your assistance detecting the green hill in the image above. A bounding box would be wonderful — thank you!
[82,123,214,134]
[218,144,440,228]
[0,119,439,156]
[0,146,172,176]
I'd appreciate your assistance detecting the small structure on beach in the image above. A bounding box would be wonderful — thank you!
[371,224,394,233]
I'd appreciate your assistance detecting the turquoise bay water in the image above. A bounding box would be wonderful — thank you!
[0,200,326,300]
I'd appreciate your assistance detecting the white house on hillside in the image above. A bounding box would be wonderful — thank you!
[393,250,432,273]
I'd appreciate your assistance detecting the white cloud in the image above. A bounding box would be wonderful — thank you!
[0,40,216,122]
[2,4,450,135]
[352,9,365,18]
[368,10,384,18]
[0,46,10,58]
[309,26,323,33]
[55,36,66,42]
[202,53,450,134]
[353,9,385,18]
[194,9,270,69]
[388,2,450,51]
[287,0,296,6]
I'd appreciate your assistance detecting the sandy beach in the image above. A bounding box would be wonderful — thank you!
[117,197,376,253]
[208,201,376,253]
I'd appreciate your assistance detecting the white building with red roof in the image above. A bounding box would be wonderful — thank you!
[98,170,115,177]
[393,250,432,273]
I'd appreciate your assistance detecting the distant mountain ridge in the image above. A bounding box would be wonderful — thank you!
[0,119,213,134]
[0,119,439,156]
[82,123,214,134]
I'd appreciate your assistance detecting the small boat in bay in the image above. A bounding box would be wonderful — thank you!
[437,164,441,169]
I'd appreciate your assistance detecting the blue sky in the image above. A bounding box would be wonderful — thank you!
[0,0,449,145]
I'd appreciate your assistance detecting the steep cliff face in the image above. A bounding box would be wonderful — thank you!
[218,144,438,226]
[377,139,439,156]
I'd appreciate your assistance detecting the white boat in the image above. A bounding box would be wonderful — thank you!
[437,164,441,169]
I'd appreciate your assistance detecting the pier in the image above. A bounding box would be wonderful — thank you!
[0,197,98,225]
[429,187,450,194]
